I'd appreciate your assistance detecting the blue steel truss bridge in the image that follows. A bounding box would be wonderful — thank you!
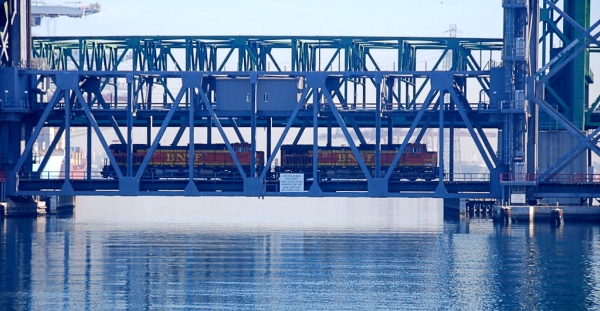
[0,0,599,205]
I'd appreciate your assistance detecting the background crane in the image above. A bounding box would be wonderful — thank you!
[31,1,100,27]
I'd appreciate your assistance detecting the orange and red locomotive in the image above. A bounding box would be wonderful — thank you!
[278,143,439,181]
[101,143,264,179]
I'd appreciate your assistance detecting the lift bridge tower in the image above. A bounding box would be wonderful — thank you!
[499,0,532,202]
[498,0,597,205]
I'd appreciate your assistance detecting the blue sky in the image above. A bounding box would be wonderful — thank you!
[38,0,505,38]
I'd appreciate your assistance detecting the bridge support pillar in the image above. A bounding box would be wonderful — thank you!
[1,196,46,217]
[45,195,76,215]
[443,198,463,218]
[244,178,265,197]
[119,177,139,196]
[368,178,388,197]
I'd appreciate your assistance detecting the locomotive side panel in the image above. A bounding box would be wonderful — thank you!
[102,143,261,179]
[278,143,439,180]
[319,149,362,169]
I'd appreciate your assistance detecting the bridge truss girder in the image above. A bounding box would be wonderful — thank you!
[9,70,502,198]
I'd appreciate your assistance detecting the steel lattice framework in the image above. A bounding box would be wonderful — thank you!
[0,0,599,202]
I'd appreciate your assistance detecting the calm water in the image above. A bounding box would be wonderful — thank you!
[1,197,599,310]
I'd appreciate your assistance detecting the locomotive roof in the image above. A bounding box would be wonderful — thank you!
[281,143,428,151]
[109,142,250,151]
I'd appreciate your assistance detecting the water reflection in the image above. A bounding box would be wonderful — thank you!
[1,197,599,310]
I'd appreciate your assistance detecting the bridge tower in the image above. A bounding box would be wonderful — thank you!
[0,0,35,203]
[501,0,530,178]
[535,0,594,205]
[500,0,597,205]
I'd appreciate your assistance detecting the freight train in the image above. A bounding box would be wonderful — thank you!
[101,142,439,181]
[101,143,265,179]
[278,143,439,181]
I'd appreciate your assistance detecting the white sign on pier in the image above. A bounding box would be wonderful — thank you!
[279,173,304,192]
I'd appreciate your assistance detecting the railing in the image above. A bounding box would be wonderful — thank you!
[19,171,105,180]
[501,173,600,183]
[17,170,492,182]
[40,99,454,114]
[500,100,525,111]
[21,171,600,184]
[18,170,248,182]
[0,100,42,112]
[502,0,527,5]
[0,60,49,70]
[446,173,490,182]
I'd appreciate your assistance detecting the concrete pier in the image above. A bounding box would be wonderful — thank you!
[448,198,600,223]
[504,205,600,222]
[45,196,76,215]
[0,196,76,217]
[443,198,464,220]
[1,198,46,217]
[444,198,497,219]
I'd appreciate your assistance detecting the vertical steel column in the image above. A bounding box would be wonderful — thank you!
[188,89,195,181]
[291,39,297,72]
[375,77,382,178]
[147,79,153,110]
[238,44,244,71]
[86,122,92,179]
[126,76,133,177]
[449,118,455,181]
[250,75,257,177]
[388,118,393,145]
[386,77,395,110]
[85,86,93,180]
[0,122,9,164]
[438,91,445,182]
[146,117,152,146]
[313,87,319,182]
[207,118,212,145]
[64,90,71,181]
[22,120,33,172]
[564,0,590,129]
[266,117,272,162]
[527,0,540,179]
[327,119,332,147]
[362,77,366,109]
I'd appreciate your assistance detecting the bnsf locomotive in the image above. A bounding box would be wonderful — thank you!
[101,142,439,181]
[101,143,265,179]
[278,143,439,181]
